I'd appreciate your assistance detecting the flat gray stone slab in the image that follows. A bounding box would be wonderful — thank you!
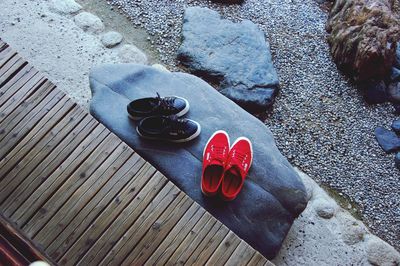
[89,64,307,259]
[178,7,279,113]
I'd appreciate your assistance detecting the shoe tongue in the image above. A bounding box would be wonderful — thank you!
[227,166,241,178]
[210,158,224,166]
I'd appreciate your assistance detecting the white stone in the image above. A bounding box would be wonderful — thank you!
[118,44,148,64]
[366,236,400,266]
[339,213,367,245]
[313,198,337,219]
[74,12,104,33]
[50,0,82,15]
[101,31,123,48]
[152,64,169,72]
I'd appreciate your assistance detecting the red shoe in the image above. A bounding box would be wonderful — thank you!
[201,130,230,196]
[221,137,253,201]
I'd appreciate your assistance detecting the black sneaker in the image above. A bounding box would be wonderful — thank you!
[127,93,189,120]
[136,116,201,142]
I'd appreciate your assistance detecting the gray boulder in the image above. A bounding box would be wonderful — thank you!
[177,7,279,113]
[89,64,308,259]
[375,127,400,153]
[392,119,400,134]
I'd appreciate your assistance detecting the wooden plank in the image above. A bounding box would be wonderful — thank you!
[185,222,230,265]
[225,240,255,266]
[0,79,53,146]
[0,67,40,111]
[121,196,194,265]
[0,64,34,96]
[21,134,120,237]
[165,213,215,265]
[205,232,241,265]
[0,112,92,207]
[10,126,108,227]
[33,143,132,244]
[0,97,74,179]
[0,57,27,86]
[0,45,12,61]
[0,48,16,68]
[0,53,21,75]
[0,87,63,160]
[0,100,81,212]
[247,253,268,266]
[144,204,204,265]
[44,156,148,257]
[99,188,184,266]
[60,171,167,265]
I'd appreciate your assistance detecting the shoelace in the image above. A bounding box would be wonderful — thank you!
[164,115,188,134]
[230,150,248,167]
[156,92,177,111]
[211,145,227,162]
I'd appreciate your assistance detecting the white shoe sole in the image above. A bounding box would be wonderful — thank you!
[136,119,201,143]
[128,96,190,121]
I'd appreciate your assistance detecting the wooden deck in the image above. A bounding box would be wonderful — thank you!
[0,39,272,265]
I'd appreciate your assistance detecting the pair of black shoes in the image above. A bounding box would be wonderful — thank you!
[127,93,201,142]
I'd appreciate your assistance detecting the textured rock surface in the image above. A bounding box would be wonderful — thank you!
[178,7,279,113]
[375,127,400,153]
[388,81,400,103]
[363,80,388,104]
[89,64,307,259]
[118,44,148,64]
[100,31,123,48]
[74,12,104,33]
[50,0,81,14]
[391,67,400,82]
[395,152,400,169]
[273,169,400,265]
[392,119,400,134]
[366,236,400,265]
[326,0,400,81]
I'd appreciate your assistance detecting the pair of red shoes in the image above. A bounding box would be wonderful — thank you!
[201,130,253,201]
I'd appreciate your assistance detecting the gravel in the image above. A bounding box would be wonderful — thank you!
[107,0,400,249]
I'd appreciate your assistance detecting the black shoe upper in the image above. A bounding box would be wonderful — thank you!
[127,93,187,119]
[137,115,200,142]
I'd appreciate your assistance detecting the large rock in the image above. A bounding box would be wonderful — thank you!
[326,0,400,81]
[177,7,279,113]
[375,126,400,153]
[89,64,308,259]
